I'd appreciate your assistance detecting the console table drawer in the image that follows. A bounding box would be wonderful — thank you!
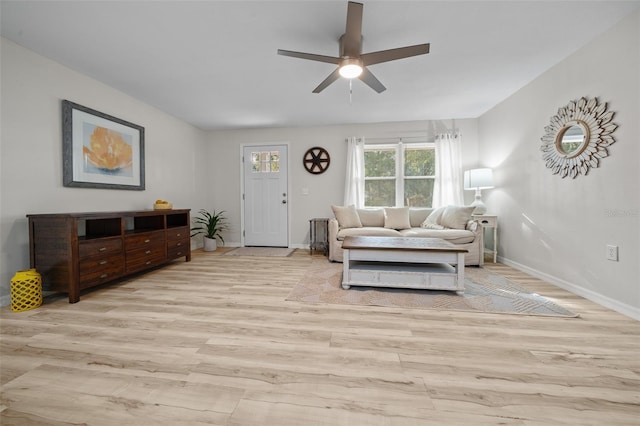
[167,226,189,241]
[167,237,189,259]
[126,252,165,274]
[79,255,125,289]
[126,242,164,261]
[79,237,123,259]
[168,245,189,260]
[167,237,188,250]
[125,230,164,249]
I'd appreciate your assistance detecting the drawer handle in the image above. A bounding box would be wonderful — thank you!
[482,220,489,224]
[100,273,108,279]
[176,233,181,237]
[176,242,182,246]
[145,261,151,265]
[145,250,151,254]
[144,239,150,243]
[99,247,107,252]
[99,260,107,265]
[176,251,182,256]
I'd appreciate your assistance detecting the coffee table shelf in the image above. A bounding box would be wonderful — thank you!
[342,236,467,293]
[347,261,459,290]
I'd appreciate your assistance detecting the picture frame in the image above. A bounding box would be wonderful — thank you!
[62,100,145,190]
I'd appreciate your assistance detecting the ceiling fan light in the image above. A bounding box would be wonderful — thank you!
[339,59,363,79]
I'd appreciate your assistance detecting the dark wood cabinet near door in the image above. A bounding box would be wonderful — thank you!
[27,209,191,303]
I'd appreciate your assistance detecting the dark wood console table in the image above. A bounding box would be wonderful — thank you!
[27,209,191,303]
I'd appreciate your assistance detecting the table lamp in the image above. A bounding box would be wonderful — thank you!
[463,168,494,214]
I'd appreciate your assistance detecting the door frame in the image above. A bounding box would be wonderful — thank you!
[239,142,291,247]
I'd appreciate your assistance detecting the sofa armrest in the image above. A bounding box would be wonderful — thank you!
[328,218,340,240]
[466,219,480,233]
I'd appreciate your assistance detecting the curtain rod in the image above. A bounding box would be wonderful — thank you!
[344,136,432,144]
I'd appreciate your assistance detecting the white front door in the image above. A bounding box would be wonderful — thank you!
[243,145,288,247]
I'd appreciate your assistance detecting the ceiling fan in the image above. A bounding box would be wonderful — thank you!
[277,1,430,94]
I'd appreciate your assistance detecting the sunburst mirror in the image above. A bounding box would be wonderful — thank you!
[540,97,617,178]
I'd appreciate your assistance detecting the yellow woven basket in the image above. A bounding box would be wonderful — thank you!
[10,269,42,312]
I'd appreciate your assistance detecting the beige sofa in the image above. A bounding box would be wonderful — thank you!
[328,206,484,266]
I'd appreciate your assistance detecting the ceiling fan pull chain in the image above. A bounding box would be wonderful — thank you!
[349,79,353,105]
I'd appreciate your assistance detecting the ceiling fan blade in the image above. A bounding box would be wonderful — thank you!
[359,67,386,93]
[277,49,340,65]
[342,1,363,57]
[312,68,341,93]
[361,43,430,66]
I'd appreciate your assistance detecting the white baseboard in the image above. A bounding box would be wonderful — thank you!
[498,256,640,321]
[0,294,10,307]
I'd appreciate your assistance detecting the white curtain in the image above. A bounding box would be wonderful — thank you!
[432,132,463,207]
[343,137,365,208]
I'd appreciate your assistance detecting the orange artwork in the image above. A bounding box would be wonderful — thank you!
[83,126,133,171]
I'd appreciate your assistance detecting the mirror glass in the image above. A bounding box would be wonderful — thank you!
[557,123,587,156]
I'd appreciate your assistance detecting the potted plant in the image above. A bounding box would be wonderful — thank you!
[191,209,228,252]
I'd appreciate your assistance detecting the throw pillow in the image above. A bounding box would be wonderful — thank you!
[357,208,385,227]
[440,205,475,230]
[384,207,411,230]
[421,206,446,230]
[331,205,362,229]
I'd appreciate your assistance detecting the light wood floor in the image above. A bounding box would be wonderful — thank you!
[1,249,639,425]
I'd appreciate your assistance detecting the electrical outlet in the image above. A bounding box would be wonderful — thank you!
[606,245,618,261]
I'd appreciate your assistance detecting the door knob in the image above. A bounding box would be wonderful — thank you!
[282,200,287,204]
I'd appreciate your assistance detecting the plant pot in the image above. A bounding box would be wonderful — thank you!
[203,236,217,252]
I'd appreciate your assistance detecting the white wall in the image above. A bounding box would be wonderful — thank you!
[207,119,479,248]
[478,11,640,319]
[0,38,210,304]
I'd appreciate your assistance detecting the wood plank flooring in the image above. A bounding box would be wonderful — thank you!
[1,249,639,425]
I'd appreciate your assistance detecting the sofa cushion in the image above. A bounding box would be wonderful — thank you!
[357,208,385,227]
[331,205,362,229]
[409,208,433,227]
[337,227,401,241]
[440,205,475,230]
[399,228,476,244]
[384,207,411,230]
[421,206,446,229]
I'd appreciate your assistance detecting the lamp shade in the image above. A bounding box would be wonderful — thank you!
[464,168,494,190]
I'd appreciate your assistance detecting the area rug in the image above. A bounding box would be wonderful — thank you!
[224,247,296,257]
[286,260,578,317]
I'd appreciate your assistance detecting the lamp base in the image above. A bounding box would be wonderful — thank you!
[470,190,487,214]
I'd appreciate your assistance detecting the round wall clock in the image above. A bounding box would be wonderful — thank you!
[303,147,331,174]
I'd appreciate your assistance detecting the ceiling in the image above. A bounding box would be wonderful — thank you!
[2,1,638,131]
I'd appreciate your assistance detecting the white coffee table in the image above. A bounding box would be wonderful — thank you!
[342,236,467,293]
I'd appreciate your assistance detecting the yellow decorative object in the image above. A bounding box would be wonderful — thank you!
[10,269,43,312]
[154,199,173,210]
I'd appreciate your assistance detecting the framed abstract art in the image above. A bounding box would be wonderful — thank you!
[62,100,145,190]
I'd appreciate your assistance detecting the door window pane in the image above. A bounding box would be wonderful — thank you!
[270,152,280,172]
[251,151,280,173]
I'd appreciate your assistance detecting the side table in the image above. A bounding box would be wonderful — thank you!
[473,214,498,263]
[309,218,329,256]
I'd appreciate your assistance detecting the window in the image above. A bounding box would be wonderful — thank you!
[364,142,435,207]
